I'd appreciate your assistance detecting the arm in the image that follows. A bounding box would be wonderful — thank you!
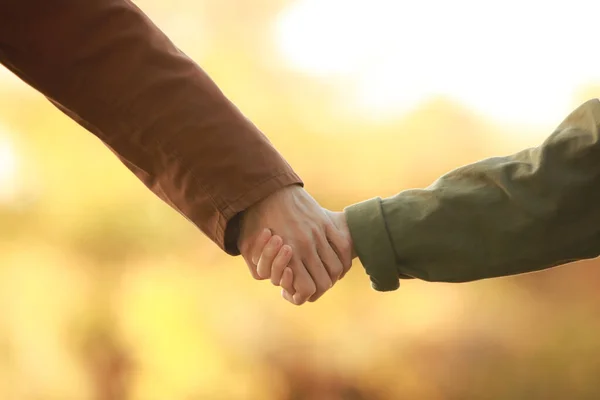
[344,99,600,291]
[0,0,350,303]
[0,0,297,252]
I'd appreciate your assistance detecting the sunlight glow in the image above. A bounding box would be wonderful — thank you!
[0,133,17,203]
[276,0,600,125]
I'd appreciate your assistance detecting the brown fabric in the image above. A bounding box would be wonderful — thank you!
[0,0,302,254]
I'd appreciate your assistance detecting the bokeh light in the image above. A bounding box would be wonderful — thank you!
[0,1,599,399]
[0,131,18,204]
[276,0,600,125]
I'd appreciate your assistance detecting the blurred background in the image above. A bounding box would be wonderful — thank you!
[1,0,600,399]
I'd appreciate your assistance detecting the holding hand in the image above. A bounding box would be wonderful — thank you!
[238,186,352,305]
[249,209,356,304]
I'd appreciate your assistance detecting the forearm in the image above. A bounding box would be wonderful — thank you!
[346,99,600,291]
[0,0,301,253]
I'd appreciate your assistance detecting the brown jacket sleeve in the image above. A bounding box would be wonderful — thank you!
[0,0,302,254]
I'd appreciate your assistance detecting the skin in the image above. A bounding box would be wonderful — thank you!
[237,185,353,305]
[250,209,357,304]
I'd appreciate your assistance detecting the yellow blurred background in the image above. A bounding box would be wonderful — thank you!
[1,1,600,399]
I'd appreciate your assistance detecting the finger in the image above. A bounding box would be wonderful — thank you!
[244,257,264,280]
[318,242,344,285]
[291,260,316,305]
[279,265,294,295]
[270,241,290,286]
[257,235,283,279]
[251,228,273,265]
[303,243,333,302]
[325,223,353,279]
[276,247,295,294]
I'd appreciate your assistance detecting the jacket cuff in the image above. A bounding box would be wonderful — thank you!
[344,197,401,291]
[221,171,303,255]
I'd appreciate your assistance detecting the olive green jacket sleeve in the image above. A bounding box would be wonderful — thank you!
[345,99,600,291]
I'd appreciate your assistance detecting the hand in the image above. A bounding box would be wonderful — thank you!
[250,228,296,298]
[322,209,357,260]
[251,209,356,303]
[238,185,352,305]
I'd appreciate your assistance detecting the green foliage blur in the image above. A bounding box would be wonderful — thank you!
[0,1,599,399]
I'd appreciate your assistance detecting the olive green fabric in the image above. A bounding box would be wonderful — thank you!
[345,99,600,291]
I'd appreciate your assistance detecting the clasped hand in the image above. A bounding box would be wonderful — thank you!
[237,185,355,305]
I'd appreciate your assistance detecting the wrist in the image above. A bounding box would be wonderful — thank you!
[225,211,244,255]
[345,213,358,260]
